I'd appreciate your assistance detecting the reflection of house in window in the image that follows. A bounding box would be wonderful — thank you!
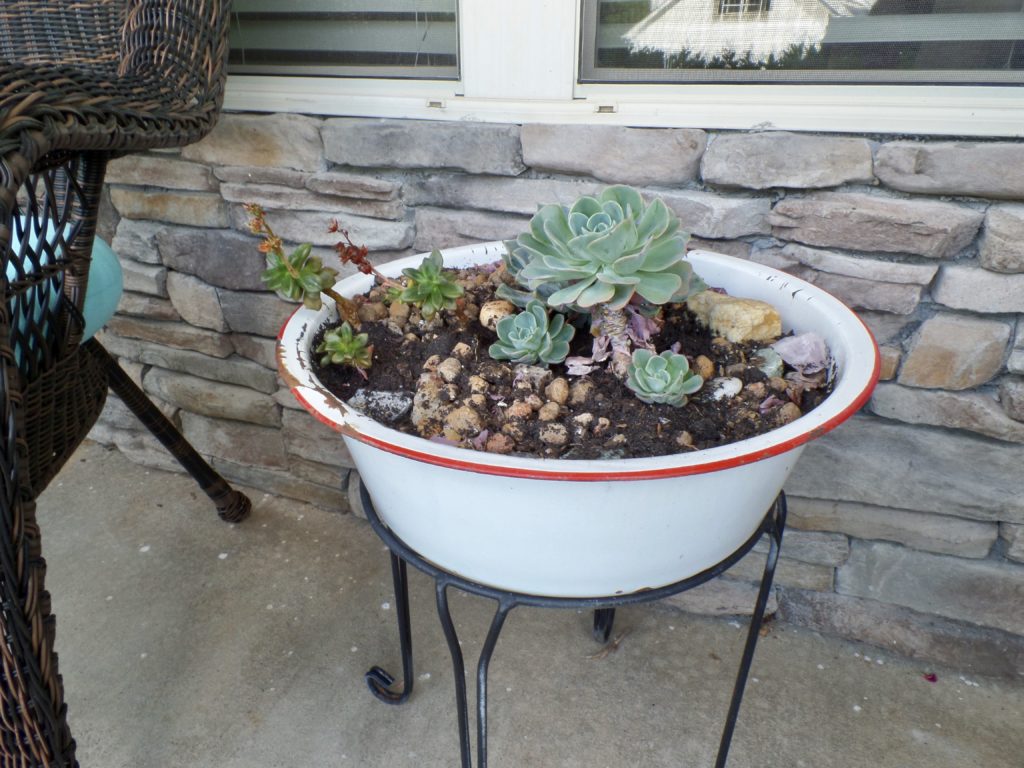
[717,0,772,17]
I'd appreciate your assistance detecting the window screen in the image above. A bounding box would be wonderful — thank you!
[229,0,459,79]
[580,0,1024,84]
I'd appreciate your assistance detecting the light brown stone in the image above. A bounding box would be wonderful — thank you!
[110,189,228,228]
[1002,523,1024,563]
[522,124,706,185]
[870,383,1024,443]
[181,412,288,469]
[104,316,234,358]
[686,291,781,343]
[117,292,180,321]
[879,346,900,381]
[413,208,528,252]
[788,496,997,559]
[106,155,216,191]
[875,141,1024,199]
[182,113,325,172]
[1000,377,1024,421]
[979,204,1024,273]
[769,193,983,259]
[837,541,1024,635]
[220,183,405,221]
[651,190,770,238]
[213,166,308,187]
[802,271,922,315]
[787,414,1024,523]
[323,118,524,176]
[281,409,353,468]
[1011,320,1024,375]
[229,206,413,250]
[703,132,873,190]
[120,260,167,297]
[144,368,279,427]
[932,264,1024,313]
[781,244,938,284]
[305,171,400,200]
[166,271,228,332]
[898,314,1011,390]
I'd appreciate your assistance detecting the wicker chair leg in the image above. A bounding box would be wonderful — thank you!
[90,341,252,523]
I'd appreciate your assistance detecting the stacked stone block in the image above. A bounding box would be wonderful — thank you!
[93,116,1024,675]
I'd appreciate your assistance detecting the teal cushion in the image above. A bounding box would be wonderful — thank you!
[6,226,123,342]
[82,236,123,340]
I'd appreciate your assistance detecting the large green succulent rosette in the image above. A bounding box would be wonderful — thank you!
[506,185,705,312]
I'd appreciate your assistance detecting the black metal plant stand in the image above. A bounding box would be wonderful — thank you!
[361,483,787,768]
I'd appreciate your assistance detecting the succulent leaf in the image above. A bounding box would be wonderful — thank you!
[316,322,373,371]
[503,185,702,313]
[398,249,464,319]
[488,300,575,365]
[625,349,704,407]
[261,242,338,311]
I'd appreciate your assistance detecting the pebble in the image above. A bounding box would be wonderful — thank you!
[593,416,612,435]
[745,381,767,399]
[539,423,568,446]
[604,434,627,447]
[466,393,488,408]
[506,400,534,420]
[501,421,526,440]
[776,402,803,425]
[437,357,463,383]
[477,361,511,385]
[693,355,715,380]
[485,434,514,454]
[675,431,694,448]
[513,365,552,391]
[422,354,442,373]
[443,406,483,441]
[468,375,489,395]
[388,301,410,324]
[451,342,473,360]
[525,394,544,410]
[545,377,569,405]
[569,379,595,406]
[537,402,561,421]
[711,377,744,401]
[358,302,389,322]
[725,362,749,377]
[573,412,594,428]
[479,300,516,331]
[769,376,788,393]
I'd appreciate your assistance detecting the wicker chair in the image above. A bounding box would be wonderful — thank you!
[0,2,250,764]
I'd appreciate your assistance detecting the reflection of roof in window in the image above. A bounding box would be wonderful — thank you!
[626,0,878,64]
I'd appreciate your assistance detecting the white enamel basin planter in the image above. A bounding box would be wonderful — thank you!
[278,242,879,598]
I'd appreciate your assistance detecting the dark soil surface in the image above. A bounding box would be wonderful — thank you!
[312,263,832,460]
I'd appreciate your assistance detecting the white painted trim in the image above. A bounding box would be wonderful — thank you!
[224,76,1024,137]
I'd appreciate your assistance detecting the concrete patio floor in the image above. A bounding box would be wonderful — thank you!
[37,441,1023,768]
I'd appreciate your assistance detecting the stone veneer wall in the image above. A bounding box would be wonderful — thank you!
[92,114,1024,677]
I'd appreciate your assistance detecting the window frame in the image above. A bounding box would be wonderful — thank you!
[223,0,1024,138]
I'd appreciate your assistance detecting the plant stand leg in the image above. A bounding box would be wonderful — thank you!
[714,493,787,768]
[592,608,616,643]
[436,580,514,768]
[366,553,415,704]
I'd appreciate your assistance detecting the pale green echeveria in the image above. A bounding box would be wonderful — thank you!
[506,185,705,312]
[625,348,704,407]
[489,300,575,365]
